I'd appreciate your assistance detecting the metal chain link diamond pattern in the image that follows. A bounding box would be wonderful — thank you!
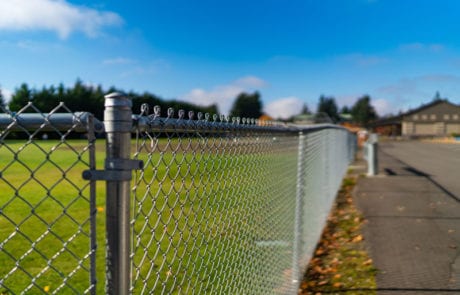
[131,109,356,294]
[0,97,356,295]
[0,103,98,294]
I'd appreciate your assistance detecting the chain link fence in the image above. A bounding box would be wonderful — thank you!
[0,93,356,294]
[0,103,102,294]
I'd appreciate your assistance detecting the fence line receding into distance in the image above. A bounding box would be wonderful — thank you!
[0,93,356,294]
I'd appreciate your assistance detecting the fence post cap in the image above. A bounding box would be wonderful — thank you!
[104,92,132,108]
[105,92,127,99]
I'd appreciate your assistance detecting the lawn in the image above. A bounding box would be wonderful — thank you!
[1,133,301,294]
[0,139,105,294]
[130,133,299,294]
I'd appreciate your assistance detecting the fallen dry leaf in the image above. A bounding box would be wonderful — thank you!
[333,282,342,288]
[315,248,325,256]
[352,234,363,243]
[363,259,373,266]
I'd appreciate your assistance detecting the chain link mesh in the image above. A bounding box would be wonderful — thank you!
[0,99,356,294]
[0,103,98,294]
[131,110,355,294]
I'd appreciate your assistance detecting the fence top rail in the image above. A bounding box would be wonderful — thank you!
[133,114,346,134]
[0,91,351,135]
[0,112,104,133]
[0,111,349,134]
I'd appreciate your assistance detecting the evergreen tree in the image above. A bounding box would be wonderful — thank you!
[433,91,442,101]
[33,85,59,112]
[7,81,220,120]
[341,105,351,114]
[229,92,263,118]
[351,95,378,127]
[300,103,311,115]
[316,95,339,122]
[9,83,32,112]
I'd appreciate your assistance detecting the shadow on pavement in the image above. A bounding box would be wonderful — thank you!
[380,149,460,203]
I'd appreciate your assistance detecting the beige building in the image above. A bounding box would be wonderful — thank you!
[402,99,460,136]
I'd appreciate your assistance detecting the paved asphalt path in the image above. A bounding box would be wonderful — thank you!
[353,141,460,295]
[381,141,460,202]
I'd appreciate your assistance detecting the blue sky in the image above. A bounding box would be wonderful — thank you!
[1,0,460,118]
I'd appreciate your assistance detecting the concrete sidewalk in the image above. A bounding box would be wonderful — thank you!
[353,143,460,294]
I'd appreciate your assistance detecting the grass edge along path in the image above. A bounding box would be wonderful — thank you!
[299,175,377,295]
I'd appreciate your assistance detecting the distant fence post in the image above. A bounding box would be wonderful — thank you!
[104,92,134,294]
[367,133,379,176]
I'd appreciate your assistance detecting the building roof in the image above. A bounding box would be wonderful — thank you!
[371,99,460,127]
[403,99,460,117]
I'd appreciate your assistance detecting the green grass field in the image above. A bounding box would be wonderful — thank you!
[1,135,300,294]
[0,139,106,294]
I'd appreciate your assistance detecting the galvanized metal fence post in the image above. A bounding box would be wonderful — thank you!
[367,133,379,176]
[292,132,306,289]
[104,92,133,294]
[82,93,142,293]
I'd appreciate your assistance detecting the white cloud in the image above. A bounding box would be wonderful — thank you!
[372,98,392,116]
[1,88,13,103]
[0,0,123,39]
[264,97,304,119]
[181,76,267,115]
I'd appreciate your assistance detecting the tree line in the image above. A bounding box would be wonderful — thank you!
[230,92,378,127]
[1,81,378,127]
[1,80,218,120]
[316,94,378,127]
